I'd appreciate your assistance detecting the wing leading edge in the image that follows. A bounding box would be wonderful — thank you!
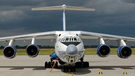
[0,31,56,41]
[1,31,135,42]
[80,31,135,42]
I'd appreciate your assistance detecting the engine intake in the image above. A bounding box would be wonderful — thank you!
[117,46,132,58]
[26,44,39,58]
[96,44,110,57]
[3,46,17,59]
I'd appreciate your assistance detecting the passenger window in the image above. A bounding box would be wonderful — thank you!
[74,38,77,42]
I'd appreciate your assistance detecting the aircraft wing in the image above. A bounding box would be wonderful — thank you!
[0,31,56,41]
[80,31,135,42]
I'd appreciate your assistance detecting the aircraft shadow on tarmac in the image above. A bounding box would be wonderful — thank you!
[57,65,91,75]
[0,65,91,74]
[0,65,134,70]
[0,65,134,74]
[0,66,46,70]
[89,66,135,70]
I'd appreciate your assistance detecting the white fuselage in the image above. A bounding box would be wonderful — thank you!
[54,31,85,64]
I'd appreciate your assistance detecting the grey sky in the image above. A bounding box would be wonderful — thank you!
[0,0,135,46]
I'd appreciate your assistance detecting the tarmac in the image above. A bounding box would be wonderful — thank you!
[0,55,135,76]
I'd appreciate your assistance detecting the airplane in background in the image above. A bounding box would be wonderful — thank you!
[0,4,134,72]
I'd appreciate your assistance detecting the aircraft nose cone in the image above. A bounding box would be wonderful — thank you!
[66,44,77,55]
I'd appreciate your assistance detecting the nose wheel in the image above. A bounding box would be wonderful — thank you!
[63,65,76,72]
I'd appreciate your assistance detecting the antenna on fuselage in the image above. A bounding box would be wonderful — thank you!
[31,4,95,31]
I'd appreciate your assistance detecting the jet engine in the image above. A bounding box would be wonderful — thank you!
[3,46,17,59]
[96,44,110,57]
[117,46,132,58]
[26,44,39,58]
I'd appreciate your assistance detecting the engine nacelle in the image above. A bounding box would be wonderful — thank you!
[96,44,110,57]
[3,46,17,59]
[26,44,39,58]
[117,46,132,58]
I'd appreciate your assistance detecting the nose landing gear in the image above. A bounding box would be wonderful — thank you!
[63,58,89,72]
[45,57,89,72]
[63,65,76,72]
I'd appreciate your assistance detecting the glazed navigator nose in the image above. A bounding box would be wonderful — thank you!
[66,44,77,55]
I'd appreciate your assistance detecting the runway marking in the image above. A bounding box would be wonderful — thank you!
[98,69,104,76]
[122,69,128,76]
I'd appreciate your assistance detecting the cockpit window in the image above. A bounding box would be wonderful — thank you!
[70,37,73,42]
[66,38,69,42]
[61,36,80,42]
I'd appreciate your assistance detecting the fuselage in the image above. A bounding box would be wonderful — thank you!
[54,31,85,64]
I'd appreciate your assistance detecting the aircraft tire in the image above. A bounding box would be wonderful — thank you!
[63,65,68,72]
[72,68,76,72]
[48,62,51,68]
[54,62,58,68]
[64,68,68,72]
[83,62,89,68]
[71,66,76,72]
[52,62,54,67]
[74,68,76,72]
[45,62,48,68]
[63,68,65,72]
[75,62,82,68]
[71,66,73,72]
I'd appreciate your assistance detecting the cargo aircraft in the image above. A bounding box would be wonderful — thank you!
[0,4,134,72]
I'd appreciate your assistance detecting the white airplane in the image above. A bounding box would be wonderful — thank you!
[0,4,134,72]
